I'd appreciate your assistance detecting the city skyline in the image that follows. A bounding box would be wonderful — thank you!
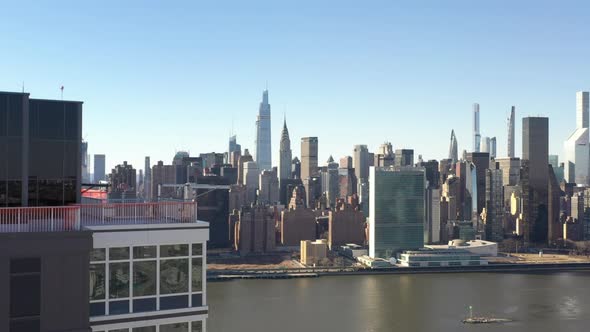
[2,1,590,170]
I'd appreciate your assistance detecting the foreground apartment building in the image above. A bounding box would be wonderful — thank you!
[0,201,208,332]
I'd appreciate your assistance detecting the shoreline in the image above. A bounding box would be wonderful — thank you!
[207,262,590,281]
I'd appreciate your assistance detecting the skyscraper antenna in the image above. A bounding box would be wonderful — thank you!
[22,81,24,93]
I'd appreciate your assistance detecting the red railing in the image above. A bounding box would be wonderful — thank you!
[0,206,80,232]
[0,201,198,232]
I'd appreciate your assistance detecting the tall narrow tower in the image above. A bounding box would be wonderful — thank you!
[255,90,272,171]
[448,130,458,163]
[507,106,515,158]
[279,117,292,181]
[576,91,589,129]
[473,103,481,152]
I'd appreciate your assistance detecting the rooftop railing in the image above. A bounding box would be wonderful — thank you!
[0,201,198,233]
[0,206,81,232]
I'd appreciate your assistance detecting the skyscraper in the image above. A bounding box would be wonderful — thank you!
[473,103,481,152]
[255,90,272,171]
[353,145,370,183]
[448,130,458,163]
[564,91,590,184]
[144,156,151,200]
[81,140,90,183]
[301,137,319,180]
[279,118,292,181]
[522,117,549,244]
[394,149,414,167]
[228,134,241,166]
[484,164,503,242]
[507,106,515,158]
[577,91,589,129]
[466,152,489,215]
[480,136,491,154]
[93,154,106,182]
[369,166,425,258]
[490,137,497,158]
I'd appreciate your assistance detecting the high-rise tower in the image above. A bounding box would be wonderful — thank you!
[279,118,292,181]
[507,106,515,158]
[255,90,272,171]
[448,130,458,163]
[473,103,481,152]
[565,92,590,184]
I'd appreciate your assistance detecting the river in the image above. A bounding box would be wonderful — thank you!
[207,272,590,332]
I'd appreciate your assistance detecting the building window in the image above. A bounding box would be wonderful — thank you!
[160,322,189,332]
[109,262,130,298]
[10,258,41,332]
[160,259,188,294]
[132,327,156,332]
[92,248,106,261]
[90,263,106,300]
[191,321,203,332]
[133,261,156,296]
[110,247,130,260]
[133,246,157,259]
[191,258,202,292]
[161,244,189,257]
[191,243,202,256]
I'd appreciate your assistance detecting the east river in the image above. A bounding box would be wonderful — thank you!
[208,272,590,332]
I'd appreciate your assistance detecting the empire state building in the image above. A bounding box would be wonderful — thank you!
[255,90,272,171]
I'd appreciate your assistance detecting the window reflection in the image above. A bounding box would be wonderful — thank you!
[160,259,188,294]
[109,262,129,298]
[90,263,105,300]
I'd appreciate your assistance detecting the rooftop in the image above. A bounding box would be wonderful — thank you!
[0,201,205,233]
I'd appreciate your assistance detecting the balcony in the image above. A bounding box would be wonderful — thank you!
[0,201,198,233]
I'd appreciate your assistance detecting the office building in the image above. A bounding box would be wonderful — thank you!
[328,201,365,249]
[353,145,370,183]
[227,135,242,166]
[522,117,549,244]
[144,156,151,200]
[94,154,106,183]
[320,156,340,207]
[301,137,319,180]
[466,152,489,215]
[255,90,272,171]
[258,169,279,205]
[394,149,414,167]
[233,205,275,255]
[278,118,292,181]
[448,130,458,163]
[291,157,301,179]
[496,157,520,186]
[237,149,254,185]
[369,166,425,259]
[0,91,82,207]
[375,142,395,167]
[473,103,481,152]
[339,156,353,169]
[480,136,490,154]
[281,187,316,246]
[300,240,328,266]
[490,137,497,158]
[81,140,90,183]
[398,249,488,267]
[108,161,137,200]
[507,106,515,158]
[564,91,590,184]
[151,161,176,199]
[243,161,259,204]
[484,165,503,242]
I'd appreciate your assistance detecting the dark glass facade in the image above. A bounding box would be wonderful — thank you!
[0,92,82,207]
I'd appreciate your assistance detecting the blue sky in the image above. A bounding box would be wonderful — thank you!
[1,0,589,172]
